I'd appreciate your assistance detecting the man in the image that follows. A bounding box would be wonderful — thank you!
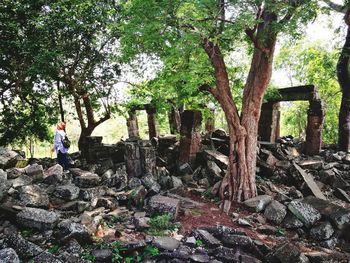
[53,121,69,171]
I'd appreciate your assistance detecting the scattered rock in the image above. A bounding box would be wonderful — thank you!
[54,185,80,201]
[310,222,334,241]
[24,164,44,182]
[194,229,221,248]
[5,233,43,259]
[243,195,273,212]
[17,185,49,207]
[264,200,287,224]
[16,207,59,231]
[266,242,301,263]
[153,236,180,251]
[288,200,321,227]
[56,219,91,244]
[148,195,180,219]
[0,248,20,263]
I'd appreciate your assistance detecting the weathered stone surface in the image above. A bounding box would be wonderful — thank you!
[0,248,20,263]
[43,164,63,184]
[17,207,59,231]
[10,174,32,188]
[32,251,63,263]
[334,188,350,203]
[189,253,210,262]
[202,150,229,170]
[171,176,183,189]
[194,229,221,248]
[0,177,11,201]
[79,187,104,201]
[221,233,252,247]
[141,173,160,192]
[266,242,301,263]
[24,164,44,181]
[5,233,43,259]
[129,185,147,207]
[288,200,321,227]
[6,168,23,179]
[215,247,236,262]
[56,219,91,244]
[74,175,100,188]
[0,147,22,169]
[92,249,112,262]
[54,185,80,201]
[264,200,287,224]
[18,185,49,207]
[283,213,304,229]
[310,222,334,241]
[243,195,273,212]
[298,159,323,170]
[96,197,118,210]
[303,196,350,229]
[59,201,90,213]
[148,195,180,219]
[293,163,326,200]
[153,236,181,251]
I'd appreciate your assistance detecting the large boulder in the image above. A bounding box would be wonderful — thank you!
[310,222,334,241]
[288,200,321,228]
[152,237,181,251]
[0,248,20,263]
[55,219,91,244]
[266,242,301,263]
[0,147,22,169]
[148,195,180,220]
[0,172,11,201]
[43,164,63,184]
[5,233,43,260]
[17,185,49,207]
[16,207,59,231]
[243,195,273,212]
[24,164,44,182]
[54,184,80,201]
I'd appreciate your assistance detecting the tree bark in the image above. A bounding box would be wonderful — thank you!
[338,11,350,152]
[168,105,181,134]
[201,9,277,208]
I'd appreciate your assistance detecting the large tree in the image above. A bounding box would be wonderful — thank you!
[323,1,350,152]
[120,0,318,207]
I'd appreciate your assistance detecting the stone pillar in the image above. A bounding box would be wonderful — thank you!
[124,140,142,178]
[139,140,156,174]
[126,110,140,139]
[258,102,280,142]
[168,106,181,134]
[305,99,324,155]
[179,110,202,164]
[145,105,158,140]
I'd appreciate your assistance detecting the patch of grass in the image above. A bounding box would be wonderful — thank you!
[147,213,180,236]
[48,244,60,254]
[22,229,34,238]
[143,245,159,257]
[195,239,203,247]
[81,252,96,261]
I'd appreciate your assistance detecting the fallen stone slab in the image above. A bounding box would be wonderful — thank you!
[0,147,22,169]
[288,200,321,228]
[32,251,63,263]
[56,219,92,244]
[17,185,49,208]
[293,163,326,200]
[152,236,181,251]
[202,150,229,170]
[74,175,100,188]
[194,229,221,248]
[6,167,24,179]
[43,164,63,184]
[297,159,323,170]
[0,176,11,201]
[5,232,43,259]
[310,222,334,241]
[16,207,59,231]
[266,242,301,263]
[282,213,304,229]
[0,248,20,263]
[243,195,272,212]
[54,185,80,201]
[10,174,32,188]
[148,195,180,220]
[59,201,90,213]
[221,233,252,247]
[334,188,350,203]
[24,164,44,182]
[264,200,287,224]
[303,196,350,230]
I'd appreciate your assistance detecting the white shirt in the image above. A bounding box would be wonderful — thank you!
[54,130,68,154]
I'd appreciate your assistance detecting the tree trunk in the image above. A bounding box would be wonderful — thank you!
[168,105,181,134]
[78,126,94,151]
[57,80,65,122]
[202,9,277,208]
[338,15,350,152]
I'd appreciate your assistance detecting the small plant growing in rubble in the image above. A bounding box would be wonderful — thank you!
[195,239,203,247]
[147,213,180,236]
[48,244,60,254]
[143,245,159,257]
[81,251,96,261]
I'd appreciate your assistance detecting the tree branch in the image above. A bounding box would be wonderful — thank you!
[245,29,270,54]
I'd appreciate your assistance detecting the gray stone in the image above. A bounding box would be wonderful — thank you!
[189,254,210,263]
[92,249,112,262]
[303,196,350,229]
[215,247,236,262]
[74,175,100,188]
[243,195,273,212]
[171,176,183,189]
[6,168,23,179]
[319,237,338,249]
[195,229,221,248]
[0,248,19,263]
[43,164,63,184]
[79,187,104,201]
[207,161,222,179]
[96,197,118,209]
[266,242,301,263]
[17,207,59,231]
[264,200,287,224]
[5,233,43,259]
[310,222,334,241]
[298,159,323,170]
[141,173,161,194]
[10,174,32,188]
[32,251,63,263]
[24,164,44,181]
[129,185,147,207]
[288,200,321,227]
[54,185,80,201]
[128,177,142,188]
[334,188,350,203]
[222,233,252,247]
[0,147,21,169]
[148,195,180,219]
[185,236,197,247]
[59,201,90,213]
[56,220,91,244]
[18,185,49,207]
[153,236,180,251]
[202,150,229,170]
[0,177,11,201]
[283,214,304,229]
[178,163,193,175]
